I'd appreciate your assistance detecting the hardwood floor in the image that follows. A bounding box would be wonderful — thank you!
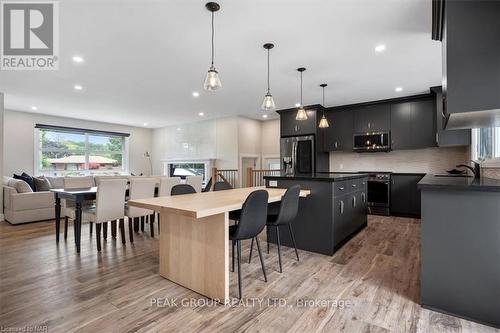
[0,216,497,333]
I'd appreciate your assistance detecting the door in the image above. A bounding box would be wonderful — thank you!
[411,99,436,148]
[390,102,412,149]
[241,157,257,187]
[390,175,414,215]
[324,109,354,151]
[279,109,316,137]
[333,195,352,248]
[354,104,391,132]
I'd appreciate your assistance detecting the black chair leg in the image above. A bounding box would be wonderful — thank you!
[129,219,134,243]
[157,213,160,233]
[111,220,117,238]
[248,238,254,264]
[276,226,282,273]
[255,237,267,282]
[103,222,108,240]
[267,227,270,254]
[119,219,126,244]
[237,240,242,299]
[141,216,145,232]
[150,215,154,237]
[90,221,93,235]
[96,223,101,251]
[134,217,139,232]
[288,224,299,261]
[64,216,68,240]
[231,240,235,272]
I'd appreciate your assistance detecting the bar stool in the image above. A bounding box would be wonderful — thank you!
[229,190,269,299]
[249,185,300,273]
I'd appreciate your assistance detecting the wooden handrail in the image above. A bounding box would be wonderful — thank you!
[245,167,282,187]
[212,167,239,188]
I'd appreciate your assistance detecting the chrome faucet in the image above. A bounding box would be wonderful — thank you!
[456,160,481,178]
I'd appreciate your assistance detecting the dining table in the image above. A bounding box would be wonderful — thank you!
[128,186,310,302]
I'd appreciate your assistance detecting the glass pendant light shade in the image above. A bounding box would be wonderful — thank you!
[204,66,222,91]
[296,107,308,120]
[319,114,329,128]
[261,92,276,111]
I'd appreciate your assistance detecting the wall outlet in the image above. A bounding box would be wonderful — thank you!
[269,180,278,187]
[339,164,344,170]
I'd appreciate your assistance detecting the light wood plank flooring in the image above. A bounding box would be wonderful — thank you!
[0,216,497,333]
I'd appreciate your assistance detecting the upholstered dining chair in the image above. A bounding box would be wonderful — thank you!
[82,179,127,251]
[186,175,203,193]
[158,177,181,197]
[62,176,95,239]
[125,178,156,241]
[170,184,196,196]
[213,181,241,223]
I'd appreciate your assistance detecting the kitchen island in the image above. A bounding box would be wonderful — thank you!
[264,173,368,255]
[418,174,500,328]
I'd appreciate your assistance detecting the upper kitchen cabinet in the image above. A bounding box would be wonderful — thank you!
[278,105,318,137]
[431,86,470,146]
[354,104,390,133]
[390,98,436,150]
[433,0,500,129]
[323,109,354,151]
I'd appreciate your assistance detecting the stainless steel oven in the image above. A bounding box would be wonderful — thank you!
[360,171,391,216]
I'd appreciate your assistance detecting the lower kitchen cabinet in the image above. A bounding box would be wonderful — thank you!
[390,174,425,217]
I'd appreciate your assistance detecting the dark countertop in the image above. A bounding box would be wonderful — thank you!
[263,173,368,182]
[418,174,500,192]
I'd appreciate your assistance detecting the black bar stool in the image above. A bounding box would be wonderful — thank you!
[229,190,269,299]
[249,185,300,273]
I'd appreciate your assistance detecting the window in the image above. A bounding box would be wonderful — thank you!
[169,163,206,180]
[35,125,129,175]
[471,127,500,160]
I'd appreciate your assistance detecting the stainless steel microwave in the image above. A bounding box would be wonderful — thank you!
[353,132,390,152]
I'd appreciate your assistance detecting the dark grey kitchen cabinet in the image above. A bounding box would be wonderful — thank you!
[390,102,412,149]
[410,98,436,148]
[390,98,436,150]
[391,174,425,217]
[333,195,352,248]
[354,104,390,133]
[279,108,317,137]
[431,86,471,146]
[323,109,354,151]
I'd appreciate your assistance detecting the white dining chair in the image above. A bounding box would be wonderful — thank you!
[186,175,203,193]
[61,176,95,239]
[125,177,156,241]
[158,177,181,197]
[82,179,127,251]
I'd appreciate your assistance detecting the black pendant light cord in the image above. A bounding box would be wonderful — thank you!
[211,11,215,66]
[322,86,326,116]
[267,49,270,93]
[300,71,303,105]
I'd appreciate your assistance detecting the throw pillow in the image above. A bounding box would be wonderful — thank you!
[9,179,33,193]
[13,173,36,191]
[33,176,51,191]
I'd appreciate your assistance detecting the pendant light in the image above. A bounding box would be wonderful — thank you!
[203,2,222,91]
[261,43,276,111]
[295,67,308,120]
[318,83,330,128]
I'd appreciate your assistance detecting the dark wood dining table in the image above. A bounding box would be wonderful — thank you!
[50,187,97,253]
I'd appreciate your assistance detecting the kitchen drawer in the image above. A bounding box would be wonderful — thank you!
[333,179,357,196]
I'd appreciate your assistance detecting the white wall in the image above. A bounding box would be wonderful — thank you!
[0,94,4,220]
[216,117,239,169]
[238,117,262,157]
[3,110,153,176]
[261,119,280,157]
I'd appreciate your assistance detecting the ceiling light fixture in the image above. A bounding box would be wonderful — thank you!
[199,112,205,116]
[395,87,403,92]
[318,84,329,128]
[375,44,386,52]
[261,43,276,111]
[31,106,37,110]
[262,114,268,119]
[295,67,308,121]
[192,91,200,97]
[203,2,222,91]
[74,84,83,90]
[72,56,84,63]
[143,123,149,127]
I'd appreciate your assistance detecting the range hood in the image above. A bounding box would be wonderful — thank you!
[433,0,500,129]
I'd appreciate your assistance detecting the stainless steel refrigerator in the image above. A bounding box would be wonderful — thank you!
[280,135,315,174]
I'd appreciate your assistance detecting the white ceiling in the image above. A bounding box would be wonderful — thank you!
[0,0,442,128]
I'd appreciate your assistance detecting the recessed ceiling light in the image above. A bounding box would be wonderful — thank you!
[74,84,83,90]
[262,114,268,119]
[375,44,386,52]
[143,123,148,127]
[395,87,403,92]
[31,106,37,110]
[72,56,84,63]
[295,103,301,107]
[192,91,200,98]
[198,112,205,116]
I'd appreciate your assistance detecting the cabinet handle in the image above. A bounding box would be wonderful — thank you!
[339,186,344,191]
[368,122,371,129]
[294,125,299,132]
[352,196,356,208]
[335,141,338,148]
[352,184,357,188]
[436,133,439,144]
[362,192,366,203]
[340,200,344,214]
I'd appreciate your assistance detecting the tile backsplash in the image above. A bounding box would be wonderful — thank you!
[330,146,470,174]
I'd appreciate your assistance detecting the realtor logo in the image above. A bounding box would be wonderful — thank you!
[0,0,59,70]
